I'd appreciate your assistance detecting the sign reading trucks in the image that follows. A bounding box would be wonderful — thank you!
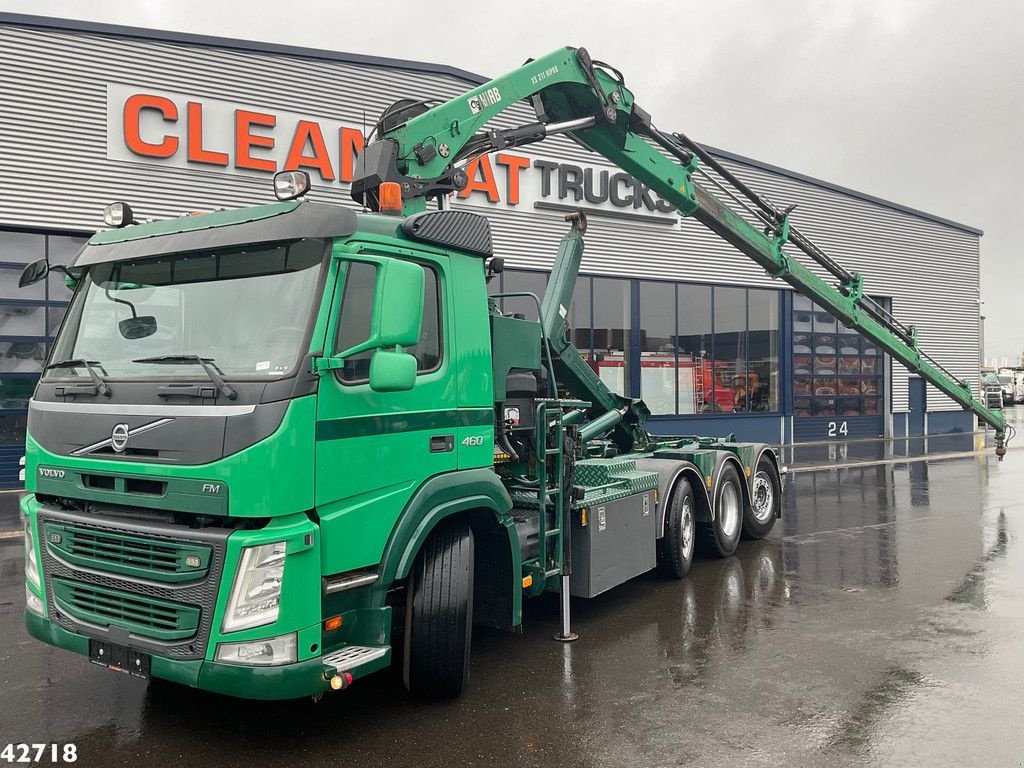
[106,85,678,223]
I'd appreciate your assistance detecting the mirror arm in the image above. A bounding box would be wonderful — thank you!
[313,356,346,375]
[105,285,138,318]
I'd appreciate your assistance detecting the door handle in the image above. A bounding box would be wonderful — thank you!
[429,434,454,453]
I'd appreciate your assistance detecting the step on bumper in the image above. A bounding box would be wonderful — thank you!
[321,645,391,689]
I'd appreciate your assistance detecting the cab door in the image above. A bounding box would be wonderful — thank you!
[314,245,457,576]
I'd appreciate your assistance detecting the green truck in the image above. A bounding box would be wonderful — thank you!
[20,47,1007,700]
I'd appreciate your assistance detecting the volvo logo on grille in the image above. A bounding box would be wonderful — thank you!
[111,423,130,453]
[38,467,65,478]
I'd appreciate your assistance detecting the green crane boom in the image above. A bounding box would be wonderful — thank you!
[352,46,1008,458]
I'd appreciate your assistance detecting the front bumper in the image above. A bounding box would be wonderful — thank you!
[25,610,391,700]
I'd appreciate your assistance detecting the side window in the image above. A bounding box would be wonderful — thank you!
[408,268,441,372]
[334,261,442,383]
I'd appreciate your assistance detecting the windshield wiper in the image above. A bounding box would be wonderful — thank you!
[132,355,238,400]
[44,358,112,397]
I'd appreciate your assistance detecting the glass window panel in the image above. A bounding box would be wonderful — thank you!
[639,281,675,414]
[793,295,884,419]
[0,231,44,265]
[567,276,591,356]
[0,303,46,337]
[335,262,378,381]
[0,376,36,411]
[502,270,547,322]
[677,284,712,414]
[406,268,441,372]
[47,271,75,301]
[592,277,631,397]
[0,342,45,372]
[0,266,44,300]
[748,289,778,412]
[47,235,88,300]
[47,305,68,336]
[813,308,838,332]
[0,413,28,444]
[712,287,746,413]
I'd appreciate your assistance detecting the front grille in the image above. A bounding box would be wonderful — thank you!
[44,522,211,584]
[37,506,229,660]
[52,578,200,642]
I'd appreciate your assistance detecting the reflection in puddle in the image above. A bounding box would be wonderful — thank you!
[946,511,1009,609]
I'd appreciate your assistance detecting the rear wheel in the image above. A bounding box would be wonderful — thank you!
[698,464,742,558]
[656,478,696,579]
[742,454,781,540]
[404,520,474,698]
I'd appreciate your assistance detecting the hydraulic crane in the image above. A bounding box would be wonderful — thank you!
[352,46,1009,458]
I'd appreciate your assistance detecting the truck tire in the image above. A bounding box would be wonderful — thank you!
[656,478,696,579]
[742,454,781,540]
[403,520,474,698]
[698,464,742,558]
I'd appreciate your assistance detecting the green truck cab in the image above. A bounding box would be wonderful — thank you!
[20,196,780,699]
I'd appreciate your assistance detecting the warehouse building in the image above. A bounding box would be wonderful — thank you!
[0,13,984,486]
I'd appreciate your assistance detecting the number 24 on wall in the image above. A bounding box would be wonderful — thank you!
[827,421,849,437]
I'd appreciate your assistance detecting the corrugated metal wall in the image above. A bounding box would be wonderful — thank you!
[0,21,981,414]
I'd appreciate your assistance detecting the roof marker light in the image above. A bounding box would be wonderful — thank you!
[273,170,311,201]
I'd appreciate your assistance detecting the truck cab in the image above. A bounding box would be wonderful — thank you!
[22,199,515,699]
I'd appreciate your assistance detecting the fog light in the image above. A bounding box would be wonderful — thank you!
[103,202,135,228]
[273,170,311,201]
[26,585,45,617]
[215,633,297,666]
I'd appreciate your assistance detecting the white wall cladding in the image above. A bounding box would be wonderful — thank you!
[0,21,981,414]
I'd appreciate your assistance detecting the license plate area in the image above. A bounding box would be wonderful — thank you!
[88,639,150,679]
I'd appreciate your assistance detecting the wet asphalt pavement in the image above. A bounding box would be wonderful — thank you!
[2,412,1023,767]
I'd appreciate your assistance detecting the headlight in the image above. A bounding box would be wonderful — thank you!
[26,585,45,617]
[215,633,296,666]
[24,520,41,589]
[223,541,286,632]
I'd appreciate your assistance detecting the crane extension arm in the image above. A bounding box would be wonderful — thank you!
[352,46,1009,459]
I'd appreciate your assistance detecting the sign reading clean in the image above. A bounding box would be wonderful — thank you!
[106,85,677,222]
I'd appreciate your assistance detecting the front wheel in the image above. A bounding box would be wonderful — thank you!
[698,464,743,558]
[656,478,696,579]
[742,454,781,540]
[404,520,474,698]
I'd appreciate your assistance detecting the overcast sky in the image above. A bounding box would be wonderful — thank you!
[3,0,1022,362]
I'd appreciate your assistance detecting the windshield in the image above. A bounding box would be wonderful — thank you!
[49,238,325,379]
[998,375,1012,385]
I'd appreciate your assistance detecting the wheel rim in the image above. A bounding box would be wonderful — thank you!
[752,470,775,523]
[680,496,694,558]
[719,481,740,538]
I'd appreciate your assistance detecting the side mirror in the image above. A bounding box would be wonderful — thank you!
[19,258,49,288]
[316,256,426,378]
[369,350,417,392]
[119,315,158,340]
[375,259,425,348]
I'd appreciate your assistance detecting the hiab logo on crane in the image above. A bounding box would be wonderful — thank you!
[467,87,502,114]
[106,85,677,223]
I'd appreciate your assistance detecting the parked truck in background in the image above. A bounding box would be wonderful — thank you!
[997,367,1024,404]
[20,47,1009,700]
